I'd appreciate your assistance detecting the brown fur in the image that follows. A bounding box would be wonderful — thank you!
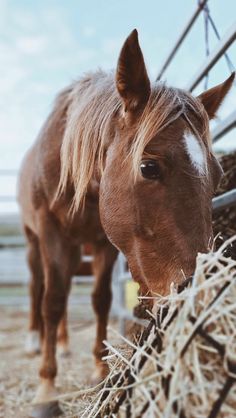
[18,29,234,404]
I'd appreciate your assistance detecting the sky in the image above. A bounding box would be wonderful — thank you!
[0,0,236,213]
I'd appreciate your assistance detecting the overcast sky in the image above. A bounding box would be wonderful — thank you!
[0,0,236,213]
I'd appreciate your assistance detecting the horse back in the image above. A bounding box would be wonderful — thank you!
[18,85,74,234]
[18,73,113,243]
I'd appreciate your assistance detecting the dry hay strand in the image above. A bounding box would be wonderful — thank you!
[81,237,236,418]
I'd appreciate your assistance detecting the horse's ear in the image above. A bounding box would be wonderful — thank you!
[116,29,150,113]
[197,72,235,119]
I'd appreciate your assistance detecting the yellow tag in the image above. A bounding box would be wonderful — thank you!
[125,281,139,311]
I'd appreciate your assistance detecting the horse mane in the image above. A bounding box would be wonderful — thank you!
[57,70,209,213]
[57,70,121,212]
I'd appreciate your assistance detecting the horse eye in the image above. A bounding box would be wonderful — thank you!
[140,160,161,180]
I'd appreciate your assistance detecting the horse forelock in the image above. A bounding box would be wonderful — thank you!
[57,72,210,213]
[129,83,210,181]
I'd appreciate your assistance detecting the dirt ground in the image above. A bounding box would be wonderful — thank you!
[0,286,124,418]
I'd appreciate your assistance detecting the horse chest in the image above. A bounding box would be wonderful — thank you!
[63,204,106,244]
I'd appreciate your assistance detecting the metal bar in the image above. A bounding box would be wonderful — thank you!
[186,22,236,91]
[0,196,16,202]
[74,275,94,284]
[212,110,236,142]
[0,170,18,176]
[212,189,236,211]
[117,271,132,282]
[0,214,21,226]
[0,236,25,247]
[117,253,127,335]
[156,0,208,81]
[81,255,93,262]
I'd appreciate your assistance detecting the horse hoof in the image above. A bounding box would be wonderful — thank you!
[29,401,63,418]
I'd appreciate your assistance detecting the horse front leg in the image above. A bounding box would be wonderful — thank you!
[30,210,71,418]
[57,309,70,357]
[91,240,118,384]
[24,226,44,356]
[57,244,80,358]
[32,268,70,417]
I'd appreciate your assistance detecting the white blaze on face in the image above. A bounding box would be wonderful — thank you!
[184,132,206,175]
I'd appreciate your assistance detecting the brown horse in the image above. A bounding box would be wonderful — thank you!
[18,29,234,417]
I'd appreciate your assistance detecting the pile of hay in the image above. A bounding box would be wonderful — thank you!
[82,237,236,418]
